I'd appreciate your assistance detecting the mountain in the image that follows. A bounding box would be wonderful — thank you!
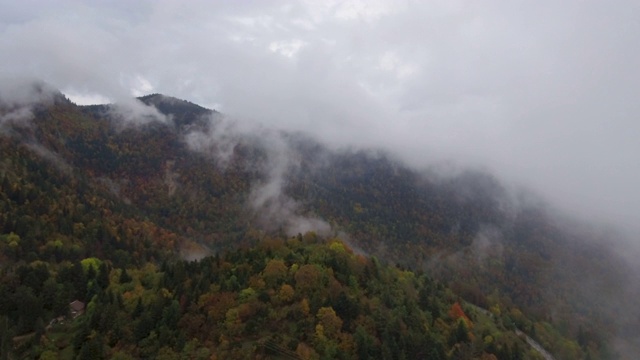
[0,82,637,359]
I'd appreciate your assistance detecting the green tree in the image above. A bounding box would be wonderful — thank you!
[354,325,375,360]
[0,315,11,360]
[119,268,132,283]
[449,318,471,346]
[96,263,110,289]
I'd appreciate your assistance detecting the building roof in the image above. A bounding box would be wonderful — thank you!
[69,300,85,312]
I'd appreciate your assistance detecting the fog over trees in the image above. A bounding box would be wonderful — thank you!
[1,1,640,359]
[1,1,639,235]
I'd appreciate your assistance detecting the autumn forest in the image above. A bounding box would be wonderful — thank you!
[0,84,636,359]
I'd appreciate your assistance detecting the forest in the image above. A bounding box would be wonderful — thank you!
[1,233,542,359]
[0,85,631,359]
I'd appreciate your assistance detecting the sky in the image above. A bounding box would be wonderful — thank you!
[1,0,639,233]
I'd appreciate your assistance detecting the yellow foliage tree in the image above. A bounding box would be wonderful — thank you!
[316,307,343,339]
[263,259,288,288]
[278,284,295,303]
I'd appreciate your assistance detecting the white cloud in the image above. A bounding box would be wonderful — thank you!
[64,90,111,105]
[377,51,418,79]
[268,39,306,58]
[130,75,155,97]
[1,0,639,231]
[106,98,171,127]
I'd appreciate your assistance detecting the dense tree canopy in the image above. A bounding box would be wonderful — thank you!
[0,89,624,359]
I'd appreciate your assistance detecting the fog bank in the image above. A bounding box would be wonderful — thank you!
[1,0,639,234]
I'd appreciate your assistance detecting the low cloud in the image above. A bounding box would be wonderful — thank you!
[2,1,638,236]
[0,107,33,132]
[184,114,246,168]
[470,225,504,265]
[23,142,73,175]
[0,77,56,106]
[247,131,331,236]
[2,0,638,270]
[106,98,171,128]
[2,2,639,354]
[0,78,57,131]
[186,113,331,236]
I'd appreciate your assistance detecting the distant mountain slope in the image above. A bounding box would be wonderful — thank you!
[0,83,637,358]
[290,146,638,358]
[82,93,214,131]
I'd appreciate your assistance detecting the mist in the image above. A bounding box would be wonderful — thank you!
[0,78,56,131]
[105,98,171,127]
[185,112,332,236]
[2,1,639,237]
[2,2,640,355]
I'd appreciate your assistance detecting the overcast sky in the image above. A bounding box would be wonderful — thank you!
[1,0,639,232]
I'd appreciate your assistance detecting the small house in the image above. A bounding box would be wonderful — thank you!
[69,300,85,318]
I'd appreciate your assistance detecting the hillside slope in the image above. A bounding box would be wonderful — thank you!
[0,83,637,358]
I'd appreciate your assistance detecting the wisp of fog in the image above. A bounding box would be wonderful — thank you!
[2,0,639,236]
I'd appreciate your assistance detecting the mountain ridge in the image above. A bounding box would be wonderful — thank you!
[0,83,637,358]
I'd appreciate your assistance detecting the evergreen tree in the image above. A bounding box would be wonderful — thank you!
[119,268,132,283]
